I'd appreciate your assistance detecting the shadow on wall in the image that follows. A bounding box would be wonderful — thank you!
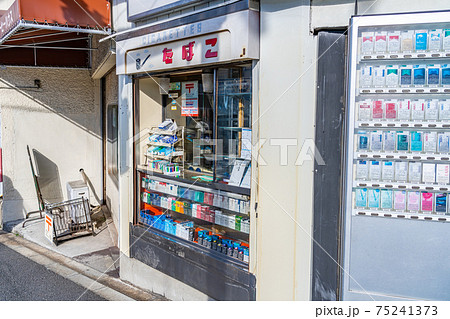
[0,69,101,141]
[1,174,24,230]
[1,148,64,228]
[32,149,64,204]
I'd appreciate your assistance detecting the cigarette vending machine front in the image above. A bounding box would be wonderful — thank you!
[343,11,450,300]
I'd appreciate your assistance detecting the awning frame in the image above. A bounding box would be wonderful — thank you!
[0,19,110,46]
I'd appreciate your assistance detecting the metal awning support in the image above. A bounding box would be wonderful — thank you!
[0,21,109,46]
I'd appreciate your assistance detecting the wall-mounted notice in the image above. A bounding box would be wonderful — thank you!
[181,81,198,117]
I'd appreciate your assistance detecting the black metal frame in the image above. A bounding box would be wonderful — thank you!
[312,30,347,301]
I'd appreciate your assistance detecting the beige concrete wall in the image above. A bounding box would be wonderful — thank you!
[0,67,102,222]
[256,0,450,301]
[257,0,316,301]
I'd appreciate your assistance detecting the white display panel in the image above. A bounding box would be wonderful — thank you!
[343,11,450,301]
[347,15,450,222]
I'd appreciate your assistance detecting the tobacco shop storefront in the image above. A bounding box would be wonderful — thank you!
[115,7,259,301]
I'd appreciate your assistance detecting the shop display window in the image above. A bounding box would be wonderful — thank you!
[134,63,252,265]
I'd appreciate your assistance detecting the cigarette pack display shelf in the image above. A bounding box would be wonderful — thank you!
[356,121,450,129]
[145,126,185,178]
[359,87,450,94]
[143,187,250,216]
[145,151,184,160]
[353,181,450,192]
[345,19,450,224]
[355,152,450,162]
[139,169,250,201]
[354,209,450,222]
[140,202,250,239]
[360,51,450,61]
[147,140,182,148]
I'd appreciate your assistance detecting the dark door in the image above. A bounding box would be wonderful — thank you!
[312,30,347,301]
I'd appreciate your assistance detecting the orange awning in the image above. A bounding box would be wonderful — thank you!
[0,0,111,67]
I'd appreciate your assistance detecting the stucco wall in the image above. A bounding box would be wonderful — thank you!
[0,67,102,223]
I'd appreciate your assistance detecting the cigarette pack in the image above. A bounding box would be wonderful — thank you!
[439,100,450,120]
[375,31,387,53]
[422,163,436,184]
[415,30,428,51]
[427,65,440,86]
[429,29,442,52]
[370,131,383,151]
[382,161,394,181]
[385,66,399,87]
[358,101,372,121]
[388,31,401,53]
[369,161,381,180]
[421,192,433,212]
[413,65,426,86]
[441,64,450,86]
[396,131,409,152]
[373,66,386,87]
[361,32,374,54]
[394,161,408,182]
[360,66,373,87]
[380,189,393,209]
[357,131,369,151]
[443,29,450,51]
[394,190,407,210]
[436,164,450,185]
[372,100,384,119]
[356,160,369,180]
[423,132,437,153]
[435,193,448,214]
[368,189,380,208]
[355,188,368,208]
[401,30,414,52]
[407,191,421,212]
[425,100,439,120]
[397,100,411,120]
[410,131,423,152]
[400,66,412,86]
[438,133,450,153]
[385,101,397,119]
[411,100,425,120]
[408,162,422,183]
[383,131,396,152]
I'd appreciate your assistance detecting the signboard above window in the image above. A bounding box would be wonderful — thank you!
[127,0,204,22]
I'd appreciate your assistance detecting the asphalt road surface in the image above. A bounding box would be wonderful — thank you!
[0,243,106,301]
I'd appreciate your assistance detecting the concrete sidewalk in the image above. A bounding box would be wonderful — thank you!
[11,214,121,278]
[0,230,167,301]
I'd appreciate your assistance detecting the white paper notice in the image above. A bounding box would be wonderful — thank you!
[241,128,252,160]
[229,159,249,186]
[181,81,199,116]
